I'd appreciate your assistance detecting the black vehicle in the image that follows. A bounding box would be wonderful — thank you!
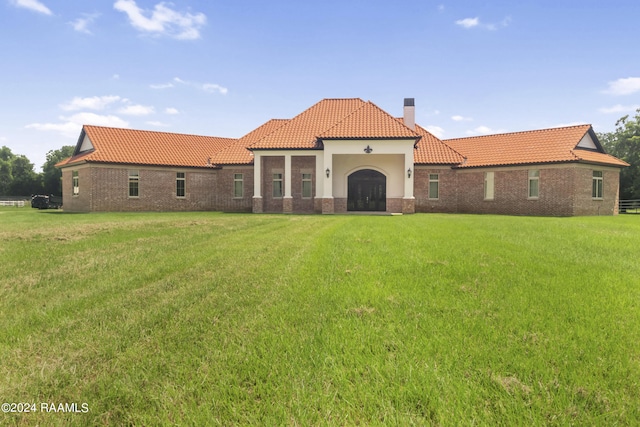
[31,194,63,209]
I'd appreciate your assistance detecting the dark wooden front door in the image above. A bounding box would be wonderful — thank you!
[347,169,386,211]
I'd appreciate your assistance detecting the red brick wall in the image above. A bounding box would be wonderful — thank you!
[454,168,578,216]
[571,167,620,215]
[262,156,284,213]
[215,166,253,212]
[60,162,622,216]
[415,168,458,213]
[291,156,316,213]
[419,165,620,216]
[61,166,92,212]
[61,164,218,212]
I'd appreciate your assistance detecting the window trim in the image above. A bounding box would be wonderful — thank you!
[272,170,283,199]
[176,172,186,198]
[128,170,139,198]
[72,170,79,196]
[428,173,439,200]
[484,171,495,200]
[528,169,539,200]
[592,170,603,199]
[301,171,312,199]
[233,173,243,199]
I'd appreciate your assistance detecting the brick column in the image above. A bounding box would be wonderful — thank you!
[252,196,263,213]
[402,197,415,214]
[322,198,334,214]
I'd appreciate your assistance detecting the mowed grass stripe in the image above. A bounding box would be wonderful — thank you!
[1,210,639,425]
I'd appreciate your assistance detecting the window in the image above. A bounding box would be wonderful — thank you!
[273,172,283,198]
[484,172,494,200]
[428,174,439,200]
[302,173,312,198]
[233,173,243,198]
[592,171,603,199]
[129,170,139,198]
[176,172,185,197]
[528,170,539,199]
[72,170,79,196]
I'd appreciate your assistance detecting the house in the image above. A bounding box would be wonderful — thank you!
[56,98,629,215]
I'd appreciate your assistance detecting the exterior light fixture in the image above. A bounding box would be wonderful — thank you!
[326,168,331,178]
[407,168,412,178]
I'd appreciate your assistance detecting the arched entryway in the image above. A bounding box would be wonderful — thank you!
[347,169,386,211]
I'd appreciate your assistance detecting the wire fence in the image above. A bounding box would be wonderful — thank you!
[619,199,640,214]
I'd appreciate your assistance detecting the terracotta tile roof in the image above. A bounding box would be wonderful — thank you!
[571,148,629,167]
[210,119,288,165]
[56,125,236,168]
[444,124,629,168]
[248,98,367,149]
[319,101,420,140]
[411,123,466,165]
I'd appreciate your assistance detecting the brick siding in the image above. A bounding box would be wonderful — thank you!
[61,162,622,216]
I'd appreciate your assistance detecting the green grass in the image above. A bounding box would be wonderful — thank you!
[1,209,639,425]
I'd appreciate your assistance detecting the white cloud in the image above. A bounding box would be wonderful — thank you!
[202,83,228,95]
[60,95,122,111]
[150,82,174,89]
[118,104,155,116]
[603,77,640,96]
[26,113,130,138]
[11,0,52,15]
[113,0,207,40]
[425,125,445,138]
[598,104,640,114]
[438,4,445,11]
[172,77,228,95]
[456,16,511,31]
[165,107,179,115]
[466,125,507,135]
[70,13,99,34]
[456,17,479,29]
[112,74,120,80]
[451,115,473,122]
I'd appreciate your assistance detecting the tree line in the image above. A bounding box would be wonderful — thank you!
[597,108,640,200]
[0,146,74,197]
[1,110,638,199]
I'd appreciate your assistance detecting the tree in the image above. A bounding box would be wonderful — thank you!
[41,145,74,195]
[598,108,640,200]
[8,155,40,196]
[0,146,16,196]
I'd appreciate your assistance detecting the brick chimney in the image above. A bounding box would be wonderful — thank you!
[403,98,415,130]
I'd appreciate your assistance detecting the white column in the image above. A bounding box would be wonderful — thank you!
[315,154,324,197]
[323,151,333,198]
[404,152,414,198]
[253,152,262,198]
[284,154,292,198]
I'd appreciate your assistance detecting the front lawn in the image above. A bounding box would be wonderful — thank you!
[1,210,639,425]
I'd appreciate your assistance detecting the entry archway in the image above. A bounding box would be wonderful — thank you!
[347,169,386,211]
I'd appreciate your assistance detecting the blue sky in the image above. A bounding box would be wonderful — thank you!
[1,0,639,170]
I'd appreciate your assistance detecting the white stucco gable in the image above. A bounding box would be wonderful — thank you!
[576,132,598,150]
[79,133,94,152]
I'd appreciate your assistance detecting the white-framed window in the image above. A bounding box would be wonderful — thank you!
[72,170,79,196]
[484,171,494,200]
[233,173,243,198]
[528,170,539,199]
[273,172,283,198]
[428,174,439,200]
[302,172,312,198]
[592,171,603,199]
[176,172,186,198]
[129,170,139,198]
